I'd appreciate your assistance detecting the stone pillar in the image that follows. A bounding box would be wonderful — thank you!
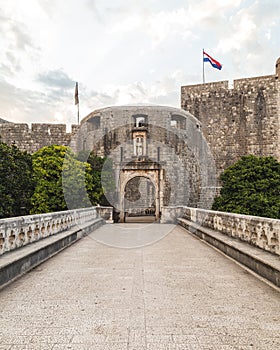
[119,188,125,223]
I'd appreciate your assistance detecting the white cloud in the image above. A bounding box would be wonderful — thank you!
[110,15,142,34]
[218,11,257,53]
[265,30,271,41]
[187,0,242,26]
[84,69,195,114]
[146,8,196,47]
[0,0,279,125]
[216,0,280,76]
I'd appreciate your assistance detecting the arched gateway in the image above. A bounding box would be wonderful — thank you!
[71,106,217,222]
[123,175,157,222]
[120,165,161,222]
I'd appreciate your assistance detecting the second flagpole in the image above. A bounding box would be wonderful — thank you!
[75,82,80,125]
[202,49,205,84]
[77,103,80,125]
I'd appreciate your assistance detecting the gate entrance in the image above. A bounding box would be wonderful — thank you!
[118,160,163,223]
[124,176,156,223]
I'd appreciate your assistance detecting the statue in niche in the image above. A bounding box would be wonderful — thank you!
[135,136,144,156]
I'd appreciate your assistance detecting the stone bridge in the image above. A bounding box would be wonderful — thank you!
[0,207,280,349]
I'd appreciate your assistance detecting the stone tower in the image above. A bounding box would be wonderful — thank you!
[181,58,280,177]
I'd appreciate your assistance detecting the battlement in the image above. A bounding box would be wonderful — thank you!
[182,74,278,95]
[233,74,277,88]
[181,80,229,93]
[0,123,78,153]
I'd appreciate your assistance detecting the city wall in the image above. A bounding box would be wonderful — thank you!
[181,71,280,175]
[0,123,78,153]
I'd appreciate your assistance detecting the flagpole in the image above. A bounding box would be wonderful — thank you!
[77,102,80,125]
[202,49,205,84]
[75,82,80,125]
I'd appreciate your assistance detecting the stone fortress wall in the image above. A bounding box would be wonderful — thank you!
[0,122,78,154]
[181,58,280,175]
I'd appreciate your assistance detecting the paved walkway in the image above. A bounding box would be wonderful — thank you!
[0,224,280,350]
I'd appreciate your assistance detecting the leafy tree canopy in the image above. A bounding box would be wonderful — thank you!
[212,155,280,219]
[0,143,112,218]
[0,141,34,218]
[76,151,115,206]
[31,145,95,214]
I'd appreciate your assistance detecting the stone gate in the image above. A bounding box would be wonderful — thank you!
[68,106,217,222]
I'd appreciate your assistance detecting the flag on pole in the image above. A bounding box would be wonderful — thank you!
[74,82,80,124]
[203,51,222,70]
[75,82,79,105]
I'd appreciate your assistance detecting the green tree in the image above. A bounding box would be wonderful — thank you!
[77,151,115,206]
[85,152,106,205]
[99,156,116,206]
[0,141,34,218]
[31,145,94,214]
[62,150,94,209]
[212,155,280,219]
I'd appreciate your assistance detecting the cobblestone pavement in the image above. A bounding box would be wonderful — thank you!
[0,224,280,350]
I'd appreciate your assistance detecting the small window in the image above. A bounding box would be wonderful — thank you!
[133,114,148,128]
[170,115,186,129]
[87,116,101,131]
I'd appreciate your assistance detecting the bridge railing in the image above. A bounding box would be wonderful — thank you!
[161,206,280,256]
[0,206,113,256]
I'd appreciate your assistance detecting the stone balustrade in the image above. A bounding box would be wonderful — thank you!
[181,207,280,256]
[0,207,113,256]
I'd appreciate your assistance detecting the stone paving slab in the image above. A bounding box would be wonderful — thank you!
[0,219,104,289]
[0,224,280,349]
[178,217,280,287]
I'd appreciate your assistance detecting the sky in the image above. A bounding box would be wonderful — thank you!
[0,0,279,126]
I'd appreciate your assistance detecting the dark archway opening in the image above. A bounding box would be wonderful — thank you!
[124,176,156,223]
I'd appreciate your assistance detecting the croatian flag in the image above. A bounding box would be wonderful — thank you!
[203,51,222,70]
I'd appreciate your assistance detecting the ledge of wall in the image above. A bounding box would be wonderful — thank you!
[162,206,280,256]
[182,207,280,256]
[0,207,113,256]
[0,218,104,289]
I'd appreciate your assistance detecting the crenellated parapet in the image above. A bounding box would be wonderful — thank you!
[0,122,78,153]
